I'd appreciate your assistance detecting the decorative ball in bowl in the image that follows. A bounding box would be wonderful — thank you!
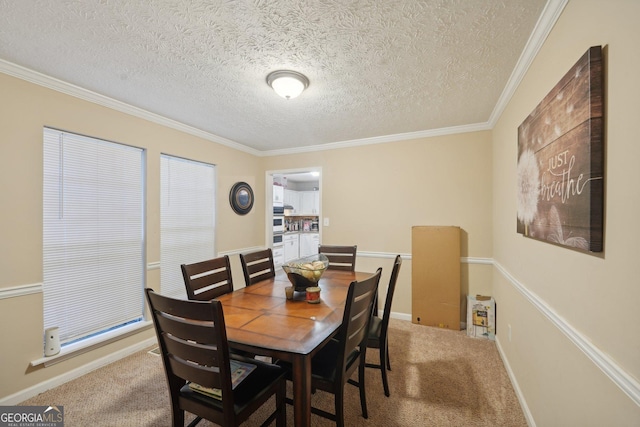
[282,254,329,291]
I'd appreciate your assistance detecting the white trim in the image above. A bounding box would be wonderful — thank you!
[261,122,491,157]
[488,0,569,127]
[0,283,42,300]
[389,311,412,322]
[0,59,260,157]
[358,251,410,260]
[495,336,536,427]
[218,246,265,257]
[1,336,156,406]
[357,251,492,266]
[461,256,493,265]
[147,261,161,270]
[494,261,640,407]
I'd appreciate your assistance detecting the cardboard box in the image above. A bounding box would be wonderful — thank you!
[466,295,495,340]
[411,226,461,330]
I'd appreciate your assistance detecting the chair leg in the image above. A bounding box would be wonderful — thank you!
[358,360,369,418]
[379,344,390,397]
[171,407,185,427]
[386,344,391,371]
[275,380,286,427]
[335,387,345,427]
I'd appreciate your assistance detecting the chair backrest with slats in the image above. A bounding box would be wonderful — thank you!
[145,288,235,423]
[335,268,381,378]
[318,244,357,271]
[240,249,276,286]
[181,255,234,301]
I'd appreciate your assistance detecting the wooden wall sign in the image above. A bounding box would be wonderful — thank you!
[516,46,604,252]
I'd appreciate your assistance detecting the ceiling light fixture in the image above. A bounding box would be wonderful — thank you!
[266,70,309,100]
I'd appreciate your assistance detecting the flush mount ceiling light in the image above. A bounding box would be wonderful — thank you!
[266,70,309,100]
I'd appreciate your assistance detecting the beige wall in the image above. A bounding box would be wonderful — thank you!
[0,72,264,399]
[263,132,494,319]
[4,1,638,424]
[0,69,494,400]
[492,0,640,424]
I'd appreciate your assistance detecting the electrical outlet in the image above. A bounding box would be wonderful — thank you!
[323,217,330,226]
[508,324,512,342]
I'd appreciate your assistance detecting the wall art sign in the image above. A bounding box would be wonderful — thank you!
[517,46,604,252]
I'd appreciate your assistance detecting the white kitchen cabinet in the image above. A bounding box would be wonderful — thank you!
[284,233,299,262]
[300,191,319,215]
[299,233,319,257]
[284,189,300,212]
[273,245,285,267]
[273,185,284,204]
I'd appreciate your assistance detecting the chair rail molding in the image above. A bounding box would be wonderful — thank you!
[0,283,42,300]
[494,260,640,407]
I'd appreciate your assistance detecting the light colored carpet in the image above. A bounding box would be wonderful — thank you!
[20,319,527,426]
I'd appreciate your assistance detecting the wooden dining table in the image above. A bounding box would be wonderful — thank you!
[215,268,374,427]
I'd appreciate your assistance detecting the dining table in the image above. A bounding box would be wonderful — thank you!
[215,268,374,427]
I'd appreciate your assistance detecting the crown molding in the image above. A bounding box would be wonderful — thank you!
[0,59,261,157]
[488,0,569,126]
[261,122,492,157]
[0,0,566,156]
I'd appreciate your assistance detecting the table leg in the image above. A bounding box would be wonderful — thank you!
[292,355,312,427]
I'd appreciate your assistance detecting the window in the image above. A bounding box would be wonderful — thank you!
[160,155,216,298]
[43,128,145,347]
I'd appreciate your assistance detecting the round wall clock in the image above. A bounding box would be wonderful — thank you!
[229,182,254,215]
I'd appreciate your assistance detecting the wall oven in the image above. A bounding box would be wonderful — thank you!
[273,233,283,245]
[273,216,285,233]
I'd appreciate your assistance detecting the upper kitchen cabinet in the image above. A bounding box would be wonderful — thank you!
[300,191,319,215]
[284,189,300,212]
[273,185,284,204]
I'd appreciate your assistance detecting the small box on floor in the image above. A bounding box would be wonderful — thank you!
[466,295,495,340]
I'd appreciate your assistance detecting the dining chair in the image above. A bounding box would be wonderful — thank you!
[366,255,402,397]
[181,255,234,301]
[318,244,357,271]
[145,289,286,427]
[278,268,381,427]
[240,248,276,286]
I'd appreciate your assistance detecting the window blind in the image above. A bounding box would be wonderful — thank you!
[160,155,216,298]
[43,128,145,345]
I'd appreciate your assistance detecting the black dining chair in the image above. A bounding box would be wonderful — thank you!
[366,255,402,397]
[277,268,381,427]
[145,288,286,427]
[318,245,357,271]
[240,248,276,286]
[181,255,257,359]
[181,255,234,301]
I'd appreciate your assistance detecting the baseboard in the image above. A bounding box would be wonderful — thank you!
[494,260,640,407]
[0,337,156,406]
[389,311,412,322]
[495,336,536,427]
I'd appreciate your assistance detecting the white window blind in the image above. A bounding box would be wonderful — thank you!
[160,155,216,298]
[43,128,145,345]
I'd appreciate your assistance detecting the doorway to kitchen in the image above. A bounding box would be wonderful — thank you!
[267,168,321,267]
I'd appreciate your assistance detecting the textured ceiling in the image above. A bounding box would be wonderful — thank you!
[0,0,550,153]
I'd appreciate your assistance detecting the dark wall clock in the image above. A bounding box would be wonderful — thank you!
[229,182,254,215]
